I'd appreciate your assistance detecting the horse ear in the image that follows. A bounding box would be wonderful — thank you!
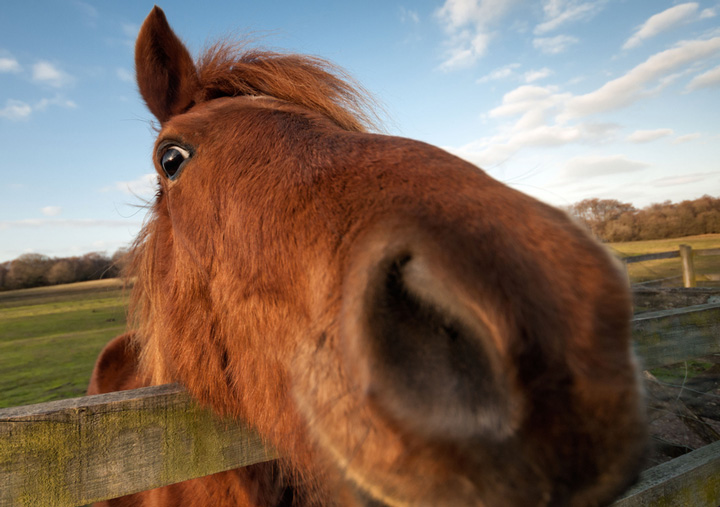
[135,6,199,124]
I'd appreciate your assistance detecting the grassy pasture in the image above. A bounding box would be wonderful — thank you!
[0,279,129,409]
[608,234,720,285]
[1,234,719,410]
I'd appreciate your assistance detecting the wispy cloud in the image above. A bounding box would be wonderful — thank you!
[700,7,717,19]
[116,67,134,83]
[72,0,99,25]
[443,34,720,171]
[0,96,76,121]
[104,173,158,197]
[561,155,649,180]
[534,0,602,35]
[475,64,553,85]
[672,132,702,144]
[533,35,578,54]
[435,0,519,70]
[445,120,618,169]
[477,63,520,83]
[41,206,62,217]
[400,7,420,24]
[0,100,33,121]
[524,68,553,83]
[121,23,139,39]
[32,61,73,88]
[0,218,141,230]
[562,37,720,119]
[652,172,714,187]
[0,56,20,73]
[626,128,674,143]
[686,64,720,90]
[37,96,77,111]
[623,3,699,50]
[120,23,140,48]
[489,84,565,119]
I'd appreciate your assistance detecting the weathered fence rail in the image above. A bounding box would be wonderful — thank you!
[0,385,277,506]
[625,251,681,263]
[624,245,720,288]
[2,304,720,507]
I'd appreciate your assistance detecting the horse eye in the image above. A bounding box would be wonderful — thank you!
[160,146,191,180]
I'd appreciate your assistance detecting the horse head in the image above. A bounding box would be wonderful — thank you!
[124,7,646,506]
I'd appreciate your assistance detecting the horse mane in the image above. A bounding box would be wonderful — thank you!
[195,42,381,132]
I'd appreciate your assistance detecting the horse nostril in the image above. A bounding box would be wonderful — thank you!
[346,251,523,442]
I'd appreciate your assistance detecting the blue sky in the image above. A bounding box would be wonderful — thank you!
[1,0,719,262]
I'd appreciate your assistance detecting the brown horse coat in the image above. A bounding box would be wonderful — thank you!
[88,7,646,506]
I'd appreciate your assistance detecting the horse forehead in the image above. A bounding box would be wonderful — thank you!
[199,95,291,120]
[162,96,283,133]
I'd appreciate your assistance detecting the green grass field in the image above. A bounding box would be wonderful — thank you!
[608,234,720,285]
[1,234,719,410]
[0,279,129,409]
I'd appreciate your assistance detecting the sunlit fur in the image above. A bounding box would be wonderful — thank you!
[88,7,646,506]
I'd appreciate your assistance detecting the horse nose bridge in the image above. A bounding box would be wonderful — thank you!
[339,222,524,442]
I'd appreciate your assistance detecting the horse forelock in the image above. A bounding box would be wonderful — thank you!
[192,42,381,133]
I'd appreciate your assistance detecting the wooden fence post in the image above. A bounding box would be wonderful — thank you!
[679,244,696,288]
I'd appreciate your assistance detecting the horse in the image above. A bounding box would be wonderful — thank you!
[88,6,646,506]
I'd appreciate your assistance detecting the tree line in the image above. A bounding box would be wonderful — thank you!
[564,195,720,243]
[0,249,130,291]
[2,195,719,290]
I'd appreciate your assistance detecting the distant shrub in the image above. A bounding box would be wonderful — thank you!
[0,248,129,291]
[564,195,720,242]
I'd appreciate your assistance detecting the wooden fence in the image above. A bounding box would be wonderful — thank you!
[624,245,720,288]
[1,304,720,507]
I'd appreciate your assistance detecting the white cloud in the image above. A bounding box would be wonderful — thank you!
[41,206,62,217]
[477,63,520,83]
[623,3,699,50]
[561,155,649,179]
[107,173,158,197]
[35,96,77,111]
[447,79,623,168]
[440,31,493,70]
[73,0,99,21]
[116,67,134,83]
[652,172,713,187]
[435,0,519,69]
[446,120,618,169]
[489,84,561,119]
[475,65,553,85]
[0,100,32,121]
[32,61,72,87]
[122,23,140,39]
[626,128,674,143]
[0,218,141,229]
[533,35,579,54]
[524,67,553,83]
[672,132,701,144]
[0,96,76,121]
[700,8,716,19]
[0,56,20,73]
[445,34,720,175]
[436,0,513,30]
[400,7,420,24]
[687,64,720,90]
[562,37,720,119]
[119,23,141,49]
[535,0,601,35]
